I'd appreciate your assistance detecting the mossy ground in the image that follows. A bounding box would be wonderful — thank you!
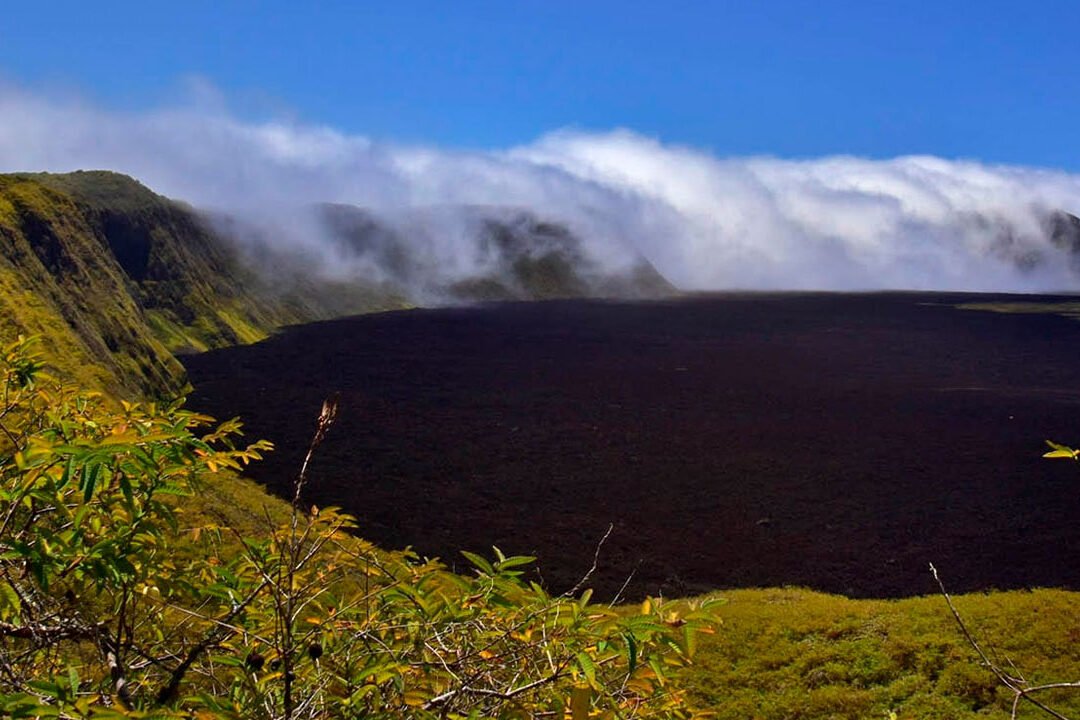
[0,265,116,391]
[680,587,1080,718]
[0,175,185,396]
[959,300,1080,321]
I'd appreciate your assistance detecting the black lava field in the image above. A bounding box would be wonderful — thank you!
[182,292,1080,600]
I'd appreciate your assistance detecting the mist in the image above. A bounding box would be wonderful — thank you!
[3,82,1080,294]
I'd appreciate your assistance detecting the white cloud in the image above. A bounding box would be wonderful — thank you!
[2,82,1079,293]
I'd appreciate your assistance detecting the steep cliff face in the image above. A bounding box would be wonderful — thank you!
[0,171,327,395]
[0,174,185,395]
[28,172,308,354]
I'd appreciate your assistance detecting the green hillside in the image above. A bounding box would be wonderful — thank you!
[0,171,405,396]
[30,171,296,355]
[0,173,185,395]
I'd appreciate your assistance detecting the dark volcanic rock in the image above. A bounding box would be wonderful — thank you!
[183,292,1080,601]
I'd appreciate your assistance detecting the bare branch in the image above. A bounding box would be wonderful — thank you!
[0,619,98,642]
[931,563,1075,720]
[423,661,571,711]
[564,523,614,598]
[155,576,272,705]
[294,394,339,509]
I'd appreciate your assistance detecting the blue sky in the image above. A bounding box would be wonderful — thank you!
[2,1,1079,169]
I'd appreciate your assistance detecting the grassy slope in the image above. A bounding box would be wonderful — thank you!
[680,587,1080,719]
[29,171,304,355]
[0,175,184,395]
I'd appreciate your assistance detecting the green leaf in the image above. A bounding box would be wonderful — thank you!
[1043,449,1077,459]
[0,582,21,617]
[27,557,47,591]
[460,550,494,575]
[570,684,591,720]
[81,461,101,503]
[58,455,75,491]
[494,554,536,571]
[649,656,667,685]
[683,624,697,657]
[576,651,598,688]
[118,473,133,504]
[624,632,638,674]
[578,588,593,609]
[1044,440,1079,459]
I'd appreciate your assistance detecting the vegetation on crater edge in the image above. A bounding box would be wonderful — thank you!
[0,336,716,718]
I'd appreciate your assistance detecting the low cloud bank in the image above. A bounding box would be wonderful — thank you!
[3,82,1080,293]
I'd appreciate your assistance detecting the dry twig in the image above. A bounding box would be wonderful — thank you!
[931,563,1080,720]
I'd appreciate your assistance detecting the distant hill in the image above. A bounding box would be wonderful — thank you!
[0,171,677,395]
[1046,209,1080,269]
[247,202,676,303]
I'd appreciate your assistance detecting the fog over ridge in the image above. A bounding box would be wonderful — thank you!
[3,83,1080,293]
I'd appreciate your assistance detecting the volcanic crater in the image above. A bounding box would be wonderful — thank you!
[182,292,1080,600]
